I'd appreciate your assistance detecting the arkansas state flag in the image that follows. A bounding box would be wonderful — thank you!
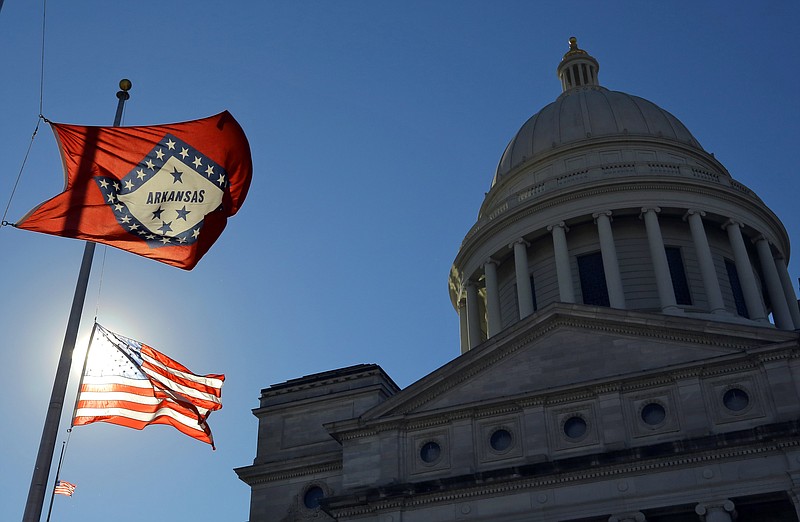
[15,111,252,270]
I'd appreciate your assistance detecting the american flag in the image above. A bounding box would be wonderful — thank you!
[73,324,224,448]
[54,481,76,497]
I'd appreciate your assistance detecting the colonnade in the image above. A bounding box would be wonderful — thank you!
[458,208,800,351]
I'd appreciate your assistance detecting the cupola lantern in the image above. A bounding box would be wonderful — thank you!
[557,36,600,92]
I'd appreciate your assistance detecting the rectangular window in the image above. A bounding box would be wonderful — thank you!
[578,252,610,307]
[665,247,692,305]
[725,258,749,318]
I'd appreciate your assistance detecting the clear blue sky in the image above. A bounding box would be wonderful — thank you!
[2,2,799,521]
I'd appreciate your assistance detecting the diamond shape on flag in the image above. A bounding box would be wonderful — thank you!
[94,134,229,248]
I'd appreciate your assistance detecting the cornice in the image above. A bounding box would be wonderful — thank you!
[260,364,399,399]
[235,456,343,486]
[325,425,800,517]
[756,347,798,364]
[487,135,726,203]
[255,383,395,416]
[455,178,786,280]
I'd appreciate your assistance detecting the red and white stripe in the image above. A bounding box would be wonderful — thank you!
[73,333,224,448]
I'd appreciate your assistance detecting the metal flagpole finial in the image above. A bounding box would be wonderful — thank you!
[114,79,132,126]
[117,78,132,101]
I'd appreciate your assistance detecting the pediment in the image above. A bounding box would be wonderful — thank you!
[362,304,798,420]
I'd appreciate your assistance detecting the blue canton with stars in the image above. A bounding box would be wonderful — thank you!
[93,134,229,249]
[87,326,147,381]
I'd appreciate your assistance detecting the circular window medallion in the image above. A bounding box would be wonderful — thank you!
[489,428,513,452]
[641,402,667,426]
[420,441,441,463]
[723,388,750,412]
[563,416,587,440]
[303,486,324,509]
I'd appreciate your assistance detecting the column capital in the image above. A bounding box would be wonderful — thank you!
[592,210,613,220]
[509,238,530,249]
[752,233,770,246]
[462,278,478,289]
[547,221,568,233]
[484,257,500,267]
[639,206,661,218]
[722,218,743,230]
[695,499,735,519]
[683,209,706,221]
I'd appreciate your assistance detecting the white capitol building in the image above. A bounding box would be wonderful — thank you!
[237,38,800,522]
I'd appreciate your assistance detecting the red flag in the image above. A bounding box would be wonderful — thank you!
[16,111,252,270]
[54,481,76,497]
[73,324,224,449]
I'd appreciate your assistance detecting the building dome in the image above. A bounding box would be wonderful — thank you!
[451,37,799,354]
[480,38,723,223]
[492,87,704,186]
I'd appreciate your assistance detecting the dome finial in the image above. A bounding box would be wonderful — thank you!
[557,36,599,92]
[563,36,588,59]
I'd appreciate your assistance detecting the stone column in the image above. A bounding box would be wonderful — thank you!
[457,296,469,354]
[790,489,800,521]
[593,211,626,309]
[695,500,736,522]
[775,256,800,329]
[512,239,535,319]
[483,259,502,337]
[788,470,800,520]
[465,281,482,350]
[641,207,679,312]
[755,236,794,329]
[548,222,575,303]
[684,210,726,314]
[723,219,767,322]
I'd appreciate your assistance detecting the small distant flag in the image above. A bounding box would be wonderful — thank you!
[54,481,76,497]
[73,324,225,448]
[15,111,252,270]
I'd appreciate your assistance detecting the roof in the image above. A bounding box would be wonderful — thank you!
[492,86,704,186]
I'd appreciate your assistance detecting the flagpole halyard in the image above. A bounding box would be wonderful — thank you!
[22,80,131,522]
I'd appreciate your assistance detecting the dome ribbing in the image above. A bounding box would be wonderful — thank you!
[492,39,704,186]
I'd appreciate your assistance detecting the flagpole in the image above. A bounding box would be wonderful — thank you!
[44,441,67,522]
[67,322,99,425]
[22,79,132,522]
